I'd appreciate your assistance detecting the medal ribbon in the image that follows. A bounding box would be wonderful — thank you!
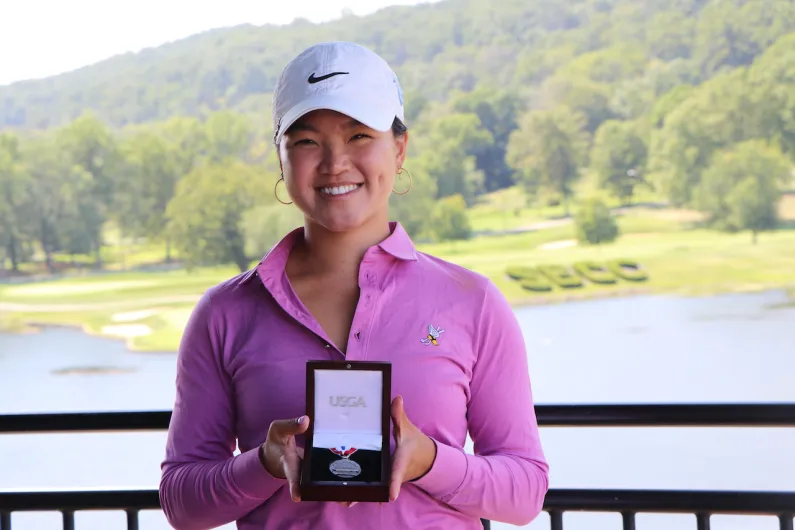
[330,445,358,458]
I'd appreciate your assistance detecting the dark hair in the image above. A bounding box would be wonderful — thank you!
[391,117,408,138]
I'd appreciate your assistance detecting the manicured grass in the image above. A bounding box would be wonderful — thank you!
[479,229,795,305]
[0,267,233,304]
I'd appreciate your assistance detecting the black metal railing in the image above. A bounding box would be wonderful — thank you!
[1,404,793,530]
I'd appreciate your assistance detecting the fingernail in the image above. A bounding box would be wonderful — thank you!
[295,416,305,425]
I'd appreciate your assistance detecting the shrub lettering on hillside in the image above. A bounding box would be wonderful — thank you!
[507,259,648,291]
[573,261,617,284]
[506,266,553,291]
[538,264,584,288]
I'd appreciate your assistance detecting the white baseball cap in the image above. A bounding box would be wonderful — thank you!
[271,41,405,145]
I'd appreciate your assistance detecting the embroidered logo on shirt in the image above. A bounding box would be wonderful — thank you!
[420,324,444,346]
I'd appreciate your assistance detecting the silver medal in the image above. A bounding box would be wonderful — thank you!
[329,446,361,479]
[329,458,362,479]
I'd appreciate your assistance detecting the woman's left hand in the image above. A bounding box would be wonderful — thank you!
[389,395,437,502]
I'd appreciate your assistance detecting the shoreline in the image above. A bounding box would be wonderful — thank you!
[3,319,155,354]
[2,283,793,354]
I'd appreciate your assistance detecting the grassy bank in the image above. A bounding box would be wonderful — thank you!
[2,203,795,353]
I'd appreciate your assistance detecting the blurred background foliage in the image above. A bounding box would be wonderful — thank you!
[1,0,794,278]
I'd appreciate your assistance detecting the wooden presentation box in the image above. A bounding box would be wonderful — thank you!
[300,360,392,502]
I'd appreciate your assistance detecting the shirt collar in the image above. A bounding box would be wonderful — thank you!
[378,221,418,261]
[257,221,417,276]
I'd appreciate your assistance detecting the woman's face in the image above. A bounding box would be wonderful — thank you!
[278,109,408,234]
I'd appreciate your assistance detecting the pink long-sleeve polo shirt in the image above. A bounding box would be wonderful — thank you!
[159,222,549,530]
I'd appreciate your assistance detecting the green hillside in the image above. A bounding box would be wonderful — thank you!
[1,0,795,284]
[3,0,795,131]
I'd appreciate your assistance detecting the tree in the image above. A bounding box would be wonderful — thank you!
[649,84,695,128]
[646,10,696,61]
[243,204,305,259]
[557,44,648,85]
[695,140,790,243]
[726,177,779,244]
[506,106,590,215]
[412,112,493,204]
[574,196,619,246]
[116,129,182,261]
[451,88,524,191]
[205,111,254,163]
[158,116,208,176]
[0,133,27,272]
[694,0,795,77]
[537,74,614,134]
[748,33,795,158]
[19,135,89,273]
[649,68,761,206]
[590,120,650,204]
[56,112,120,268]
[430,194,472,242]
[166,162,265,272]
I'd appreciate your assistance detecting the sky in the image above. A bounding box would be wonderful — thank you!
[0,0,439,86]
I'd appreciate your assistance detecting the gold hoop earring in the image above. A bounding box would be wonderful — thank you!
[274,176,292,205]
[393,167,412,195]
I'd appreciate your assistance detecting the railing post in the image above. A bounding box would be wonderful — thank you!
[696,512,710,530]
[0,512,10,530]
[126,509,139,530]
[61,511,74,530]
[780,513,794,530]
[622,511,636,530]
[549,509,564,530]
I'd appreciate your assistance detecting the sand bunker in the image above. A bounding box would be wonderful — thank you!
[539,239,577,250]
[100,324,152,338]
[112,309,159,322]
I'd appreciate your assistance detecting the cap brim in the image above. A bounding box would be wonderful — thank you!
[275,94,396,144]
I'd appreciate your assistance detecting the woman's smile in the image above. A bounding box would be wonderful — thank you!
[318,183,363,199]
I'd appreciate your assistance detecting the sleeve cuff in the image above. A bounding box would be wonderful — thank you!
[230,445,287,499]
[410,437,468,501]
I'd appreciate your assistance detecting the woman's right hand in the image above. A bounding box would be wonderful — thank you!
[260,415,310,502]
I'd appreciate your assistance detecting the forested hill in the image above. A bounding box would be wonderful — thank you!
[3,0,795,131]
[2,0,795,276]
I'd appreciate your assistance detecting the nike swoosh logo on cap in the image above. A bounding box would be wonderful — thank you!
[308,72,349,83]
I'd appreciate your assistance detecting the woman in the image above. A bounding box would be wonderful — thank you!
[160,41,549,530]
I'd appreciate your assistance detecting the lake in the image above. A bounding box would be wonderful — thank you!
[1,290,793,530]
